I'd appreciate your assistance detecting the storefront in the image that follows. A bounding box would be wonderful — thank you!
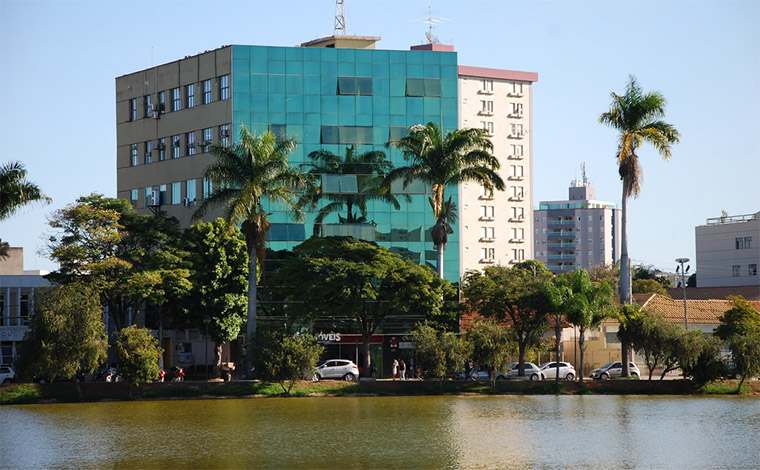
[315,332,417,379]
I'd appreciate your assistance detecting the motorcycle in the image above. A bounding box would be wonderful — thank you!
[158,369,166,382]
[171,365,185,382]
[103,368,121,383]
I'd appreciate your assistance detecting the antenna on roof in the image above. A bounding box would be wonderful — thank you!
[334,0,346,36]
[419,0,449,44]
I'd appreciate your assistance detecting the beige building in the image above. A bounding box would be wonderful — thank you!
[695,212,759,288]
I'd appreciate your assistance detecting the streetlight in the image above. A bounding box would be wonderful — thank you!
[675,258,690,329]
[203,316,211,380]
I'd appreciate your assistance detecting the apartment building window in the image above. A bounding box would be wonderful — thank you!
[482,79,494,93]
[750,264,757,276]
[220,124,231,147]
[511,102,523,115]
[510,207,524,220]
[510,123,523,137]
[480,205,495,220]
[203,128,213,152]
[481,247,495,262]
[158,138,166,161]
[203,79,213,104]
[144,141,152,164]
[171,88,181,111]
[480,185,493,199]
[481,121,494,135]
[187,132,196,155]
[481,227,495,240]
[144,95,152,119]
[158,91,166,114]
[172,135,181,158]
[600,215,605,220]
[130,189,138,202]
[130,144,138,166]
[511,228,524,240]
[203,178,213,199]
[511,248,525,261]
[220,75,230,100]
[510,165,524,179]
[480,100,494,114]
[172,182,181,205]
[129,98,137,121]
[510,82,523,96]
[732,265,740,277]
[736,238,744,249]
[744,237,752,249]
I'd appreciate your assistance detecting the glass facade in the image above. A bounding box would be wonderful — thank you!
[230,45,460,281]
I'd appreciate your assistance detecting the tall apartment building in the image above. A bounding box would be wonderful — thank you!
[695,212,759,287]
[534,171,621,274]
[116,37,536,283]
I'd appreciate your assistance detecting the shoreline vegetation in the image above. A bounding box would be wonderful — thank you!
[2,379,758,405]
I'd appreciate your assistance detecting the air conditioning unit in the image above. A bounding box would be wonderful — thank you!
[173,140,181,148]
[183,198,190,207]
[146,190,159,207]
[221,129,230,137]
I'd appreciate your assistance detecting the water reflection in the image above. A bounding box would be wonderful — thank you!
[1,395,758,469]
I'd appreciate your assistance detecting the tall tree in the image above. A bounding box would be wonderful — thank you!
[715,296,760,392]
[388,122,505,278]
[193,125,315,375]
[465,319,515,388]
[546,270,615,383]
[412,321,467,384]
[302,145,400,236]
[15,284,108,388]
[599,76,680,375]
[0,161,51,220]
[46,194,191,332]
[182,218,248,376]
[115,325,164,387]
[274,237,453,377]
[462,261,553,377]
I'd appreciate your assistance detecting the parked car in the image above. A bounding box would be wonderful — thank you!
[589,362,641,380]
[312,359,360,381]
[506,362,542,380]
[0,366,15,384]
[458,367,507,381]
[539,362,576,381]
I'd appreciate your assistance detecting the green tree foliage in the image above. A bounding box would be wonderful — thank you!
[274,237,454,377]
[15,285,108,383]
[545,269,615,382]
[632,264,672,288]
[0,161,51,220]
[302,145,400,235]
[679,334,725,387]
[462,261,553,377]
[182,219,248,376]
[387,122,505,278]
[715,296,760,392]
[193,126,316,364]
[46,194,191,331]
[599,75,680,379]
[465,320,515,388]
[115,325,163,386]
[632,278,670,296]
[412,322,467,382]
[249,330,324,395]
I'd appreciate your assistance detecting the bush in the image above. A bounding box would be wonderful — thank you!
[249,331,324,395]
[115,326,163,386]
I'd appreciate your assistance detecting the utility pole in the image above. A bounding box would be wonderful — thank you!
[675,258,690,329]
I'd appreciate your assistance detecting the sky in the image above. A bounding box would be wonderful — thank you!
[1,0,758,275]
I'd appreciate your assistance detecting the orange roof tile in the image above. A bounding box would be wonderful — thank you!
[639,294,760,325]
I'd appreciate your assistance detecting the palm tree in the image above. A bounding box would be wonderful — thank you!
[193,125,315,375]
[0,161,52,220]
[599,76,680,375]
[388,122,505,278]
[302,145,400,236]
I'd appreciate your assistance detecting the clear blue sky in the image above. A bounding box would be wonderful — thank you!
[2,0,758,275]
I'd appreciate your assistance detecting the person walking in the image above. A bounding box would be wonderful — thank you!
[399,360,407,380]
[392,358,399,381]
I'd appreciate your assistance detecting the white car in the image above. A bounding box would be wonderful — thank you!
[312,359,360,381]
[506,362,542,380]
[589,362,641,379]
[539,362,576,381]
[1,365,15,384]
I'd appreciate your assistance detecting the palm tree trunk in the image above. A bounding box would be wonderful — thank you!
[620,186,631,377]
[437,245,444,279]
[246,250,257,378]
[579,327,586,384]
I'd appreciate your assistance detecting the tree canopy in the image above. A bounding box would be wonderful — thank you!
[0,160,51,220]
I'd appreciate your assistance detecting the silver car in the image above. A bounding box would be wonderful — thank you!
[539,362,576,381]
[312,359,360,381]
[459,368,507,381]
[506,362,542,380]
[589,361,641,379]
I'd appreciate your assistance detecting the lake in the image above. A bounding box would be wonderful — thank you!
[1,395,758,469]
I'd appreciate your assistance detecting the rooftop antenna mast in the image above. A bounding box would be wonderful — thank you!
[420,0,449,44]
[582,162,588,185]
[334,0,346,36]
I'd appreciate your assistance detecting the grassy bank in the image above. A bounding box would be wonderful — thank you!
[2,378,758,405]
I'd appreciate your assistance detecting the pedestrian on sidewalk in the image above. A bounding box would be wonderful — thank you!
[399,360,406,380]
[392,358,399,381]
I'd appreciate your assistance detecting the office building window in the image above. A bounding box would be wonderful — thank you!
[732,265,740,277]
[130,144,138,166]
[172,135,181,158]
[171,87,181,111]
[159,184,167,205]
[144,141,152,164]
[187,132,196,155]
[185,84,195,108]
[220,124,231,147]
[750,264,757,276]
[203,178,213,199]
[320,126,373,145]
[202,79,212,104]
[158,91,166,114]
[130,189,138,201]
[735,238,744,249]
[744,237,752,249]
[203,128,213,152]
[144,95,152,119]
[158,138,166,161]
[406,78,441,97]
[337,77,373,95]
[129,98,137,121]
[220,75,230,100]
[186,179,196,202]
[172,182,181,205]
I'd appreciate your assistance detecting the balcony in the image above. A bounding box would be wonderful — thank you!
[548,242,575,249]
[508,154,524,160]
[547,231,574,239]
[549,254,577,260]
[547,220,575,226]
